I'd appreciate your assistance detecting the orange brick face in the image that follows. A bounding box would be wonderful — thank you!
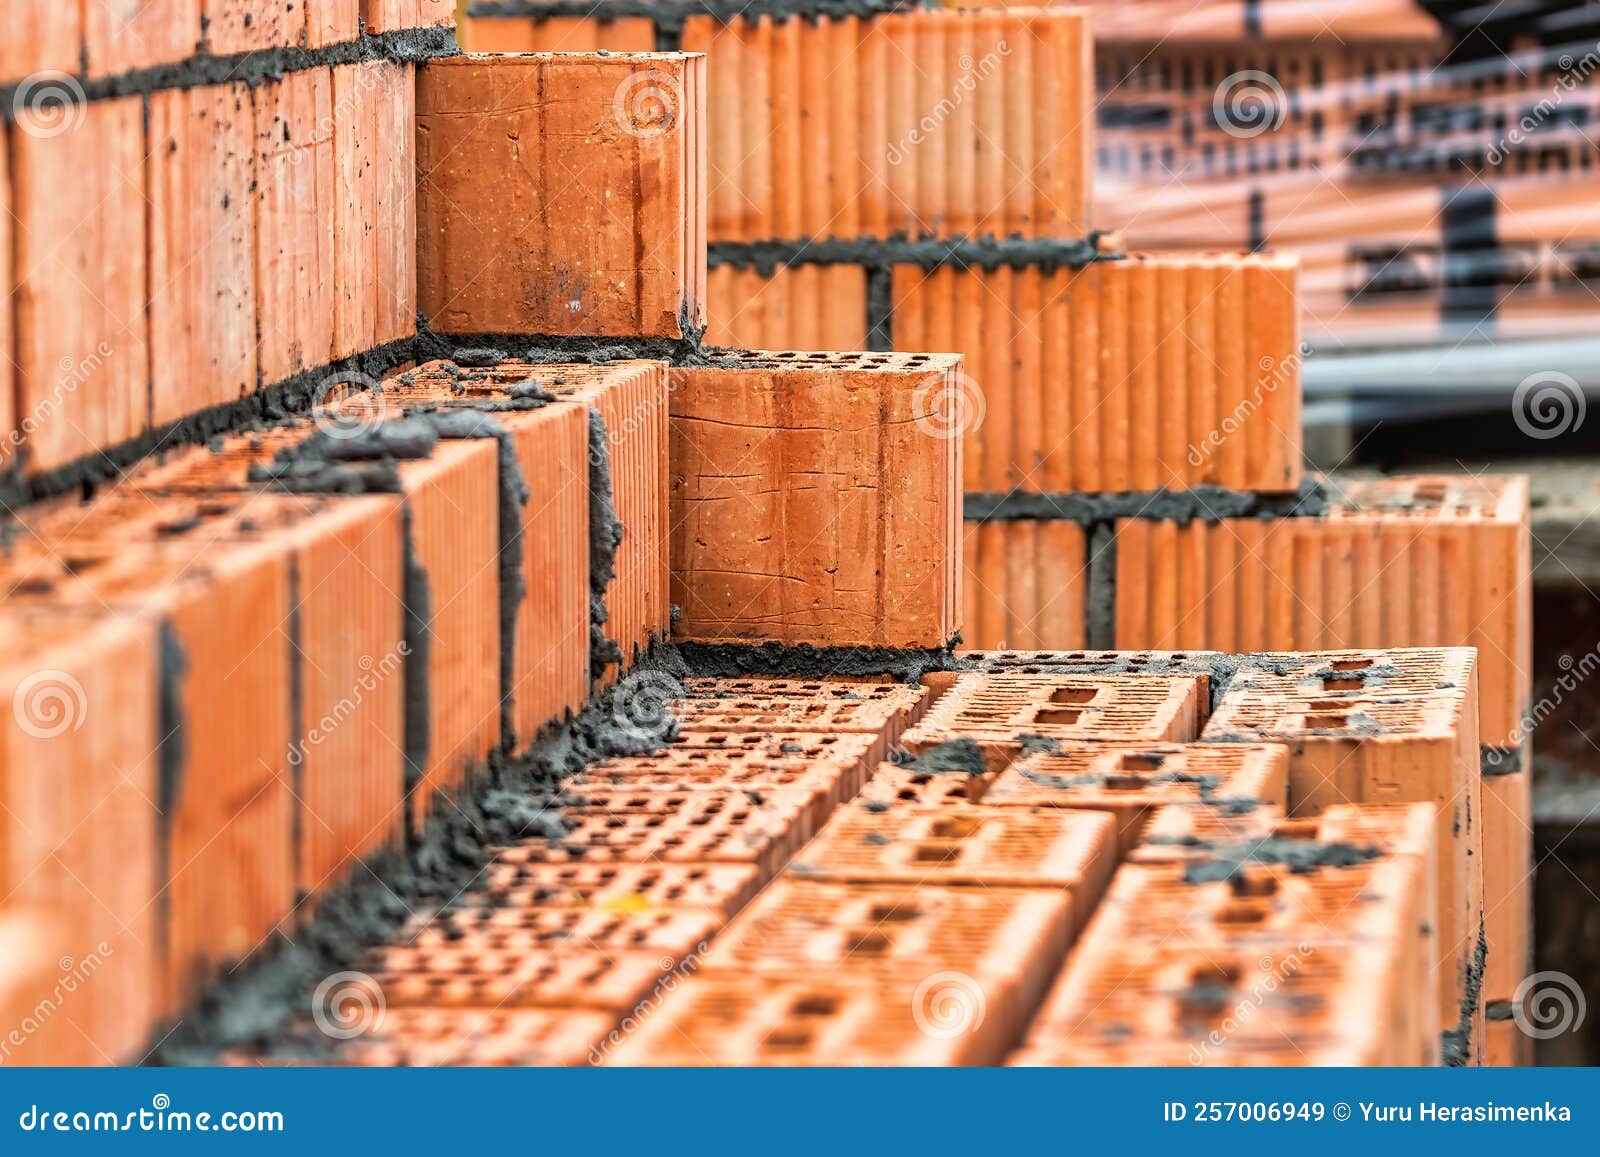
[669,352,962,648]
[0,6,81,81]
[417,53,706,338]
[203,0,301,55]
[12,96,149,471]
[963,519,1087,650]
[684,8,1093,242]
[148,83,258,426]
[84,0,198,76]
[892,255,1303,493]
[0,613,161,1064]
[705,265,869,351]
[1114,475,1531,747]
[462,15,656,52]
[254,67,337,383]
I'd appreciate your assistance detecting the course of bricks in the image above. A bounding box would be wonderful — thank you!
[0,0,1541,1071]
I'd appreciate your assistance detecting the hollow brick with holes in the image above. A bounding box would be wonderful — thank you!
[1205,648,1482,1045]
[982,741,1289,858]
[669,352,962,647]
[416,53,705,338]
[462,861,765,921]
[334,1007,614,1067]
[901,672,1208,772]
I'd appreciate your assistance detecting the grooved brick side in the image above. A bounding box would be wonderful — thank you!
[13,97,148,471]
[705,265,869,351]
[363,0,455,34]
[398,440,503,826]
[84,0,199,77]
[254,67,337,385]
[683,8,1093,242]
[148,83,258,426]
[0,613,160,1065]
[1114,475,1531,748]
[0,6,81,82]
[669,352,962,648]
[462,16,656,52]
[891,255,1302,493]
[417,53,706,338]
[203,0,302,55]
[962,519,1087,650]
[306,0,360,48]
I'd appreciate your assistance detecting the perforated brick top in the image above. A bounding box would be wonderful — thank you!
[335,1008,613,1068]
[791,804,1115,896]
[459,862,763,918]
[903,673,1206,759]
[1222,648,1477,702]
[1205,689,1470,743]
[984,742,1288,812]
[699,349,961,374]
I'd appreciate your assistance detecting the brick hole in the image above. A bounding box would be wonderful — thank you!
[1104,774,1149,791]
[1120,753,1163,772]
[1035,707,1083,725]
[1212,901,1270,926]
[1321,676,1364,691]
[1327,659,1372,672]
[868,904,919,923]
[1304,713,1348,728]
[914,843,962,864]
[1272,819,1319,840]
[1049,687,1099,705]
[929,816,981,839]
[845,931,891,955]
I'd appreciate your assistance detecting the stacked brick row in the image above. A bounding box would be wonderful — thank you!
[604,656,1476,1064]
[249,677,929,1064]
[0,359,671,1063]
[0,5,461,482]
[1086,2,1600,343]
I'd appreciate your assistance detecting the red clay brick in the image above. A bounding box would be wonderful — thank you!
[0,7,81,81]
[0,124,12,469]
[254,68,337,384]
[901,673,1208,771]
[683,8,1092,243]
[337,1007,612,1066]
[306,0,359,47]
[203,0,301,54]
[858,761,994,809]
[461,16,656,52]
[892,254,1302,494]
[486,788,817,882]
[396,439,503,825]
[148,82,258,426]
[604,974,1007,1066]
[1113,475,1530,746]
[791,805,1116,923]
[1017,941,1403,1066]
[397,905,718,958]
[0,538,294,1016]
[334,61,417,356]
[983,742,1288,858]
[705,265,869,351]
[466,861,764,920]
[363,0,454,33]
[417,53,706,338]
[1206,648,1483,1041]
[699,880,1073,1051]
[84,0,198,76]
[12,96,148,471]
[670,352,962,647]
[962,520,1087,650]
[0,612,161,1064]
